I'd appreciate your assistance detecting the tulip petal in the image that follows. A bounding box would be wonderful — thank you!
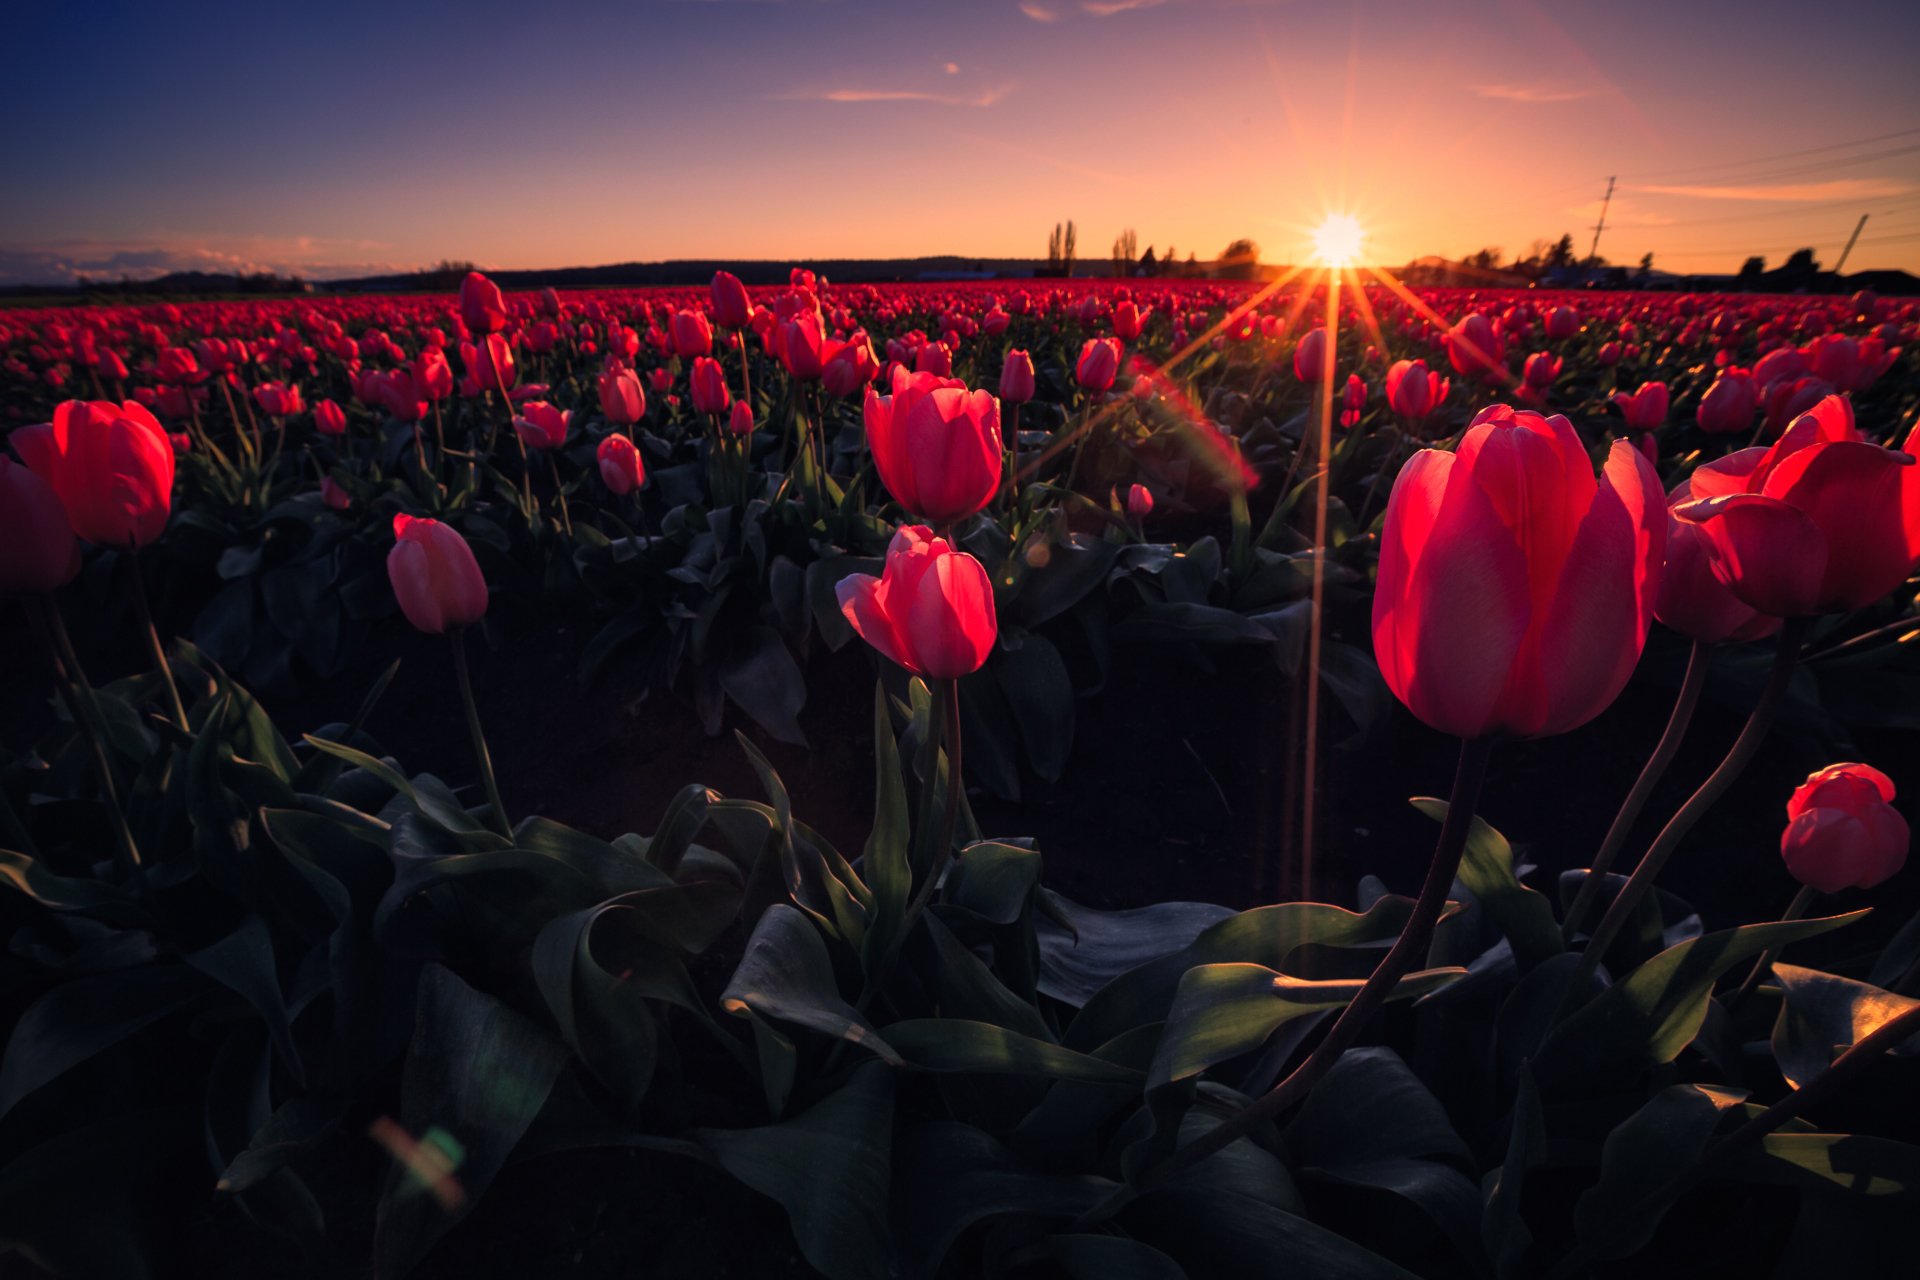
[1528,441,1666,737]
[1676,493,1828,617]
[837,573,915,674]
[1372,448,1531,738]
[1762,439,1915,611]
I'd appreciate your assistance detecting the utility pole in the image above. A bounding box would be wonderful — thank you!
[1587,175,1615,265]
[1833,213,1869,275]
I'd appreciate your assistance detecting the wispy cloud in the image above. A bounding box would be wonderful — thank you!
[785,84,1011,107]
[1472,83,1594,104]
[0,240,411,287]
[1018,3,1058,21]
[1082,0,1166,14]
[1633,178,1913,202]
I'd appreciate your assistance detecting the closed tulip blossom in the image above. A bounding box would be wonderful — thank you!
[710,271,752,330]
[1676,395,1920,617]
[387,514,488,634]
[460,272,507,334]
[416,350,455,402]
[728,401,755,437]
[864,368,1002,524]
[690,356,731,415]
[671,310,713,358]
[821,333,880,398]
[1293,328,1329,384]
[314,399,348,436]
[1612,381,1669,432]
[1781,763,1909,893]
[1695,369,1757,435]
[256,382,304,417]
[1372,404,1666,739]
[1076,338,1121,394]
[1446,313,1505,379]
[836,525,998,679]
[15,400,176,550]
[1386,359,1447,422]
[0,457,80,596]
[999,349,1035,405]
[1126,483,1154,519]
[1545,306,1580,341]
[512,401,571,451]
[320,476,351,511]
[599,366,646,425]
[1523,352,1561,394]
[597,433,645,496]
[1113,300,1144,341]
[1339,374,1367,427]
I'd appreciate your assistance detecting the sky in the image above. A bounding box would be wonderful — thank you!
[3,0,1918,284]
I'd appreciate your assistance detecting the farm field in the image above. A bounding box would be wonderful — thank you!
[2,269,1918,1278]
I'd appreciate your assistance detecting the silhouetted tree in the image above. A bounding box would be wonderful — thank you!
[1218,239,1260,279]
[1546,234,1576,270]
[1111,227,1137,275]
[1739,256,1766,279]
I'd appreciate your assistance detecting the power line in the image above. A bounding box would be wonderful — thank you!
[1626,126,1920,181]
[1630,142,1920,192]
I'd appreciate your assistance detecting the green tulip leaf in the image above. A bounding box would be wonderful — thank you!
[1770,963,1920,1090]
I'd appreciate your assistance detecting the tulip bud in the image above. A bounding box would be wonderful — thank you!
[1695,369,1756,435]
[460,272,507,335]
[314,399,348,436]
[387,514,488,634]
[997,350,1036,405]
[0,457,80,596]
[1126,483,1154,519]
[1293,328,1329,384]
[836,525,998,679]
[728,401,755,437]
[711,272,752,330]
[1075,338,1121,393]
[512,401,570,451]
[1781,763,1909,893]
[671,310,713,358]
[599,367,646,426]
[597,434,645,496]
[690,356,731,416]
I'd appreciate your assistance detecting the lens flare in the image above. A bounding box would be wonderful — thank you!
[1311,214,1366,267]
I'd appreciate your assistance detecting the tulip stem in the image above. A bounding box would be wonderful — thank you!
[448,629,512,840]
[1073,735,1496,1230]
[1724,884,1818,1013]
[1005,402,1021,510]
[1564,640,1713,942]
[734,329,753,412]
[547,453,574,539]
[129,558,190,731]
[25,597,142,873]
[491,362,535,515]
[1564,616,1812,1014]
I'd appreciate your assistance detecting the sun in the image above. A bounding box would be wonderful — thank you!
[1311,213,1366,267]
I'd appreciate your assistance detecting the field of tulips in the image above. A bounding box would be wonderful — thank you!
[2,268,1918,1278]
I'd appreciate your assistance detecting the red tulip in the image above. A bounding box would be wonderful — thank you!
[821,333,880,398]
[1126,483,1154,519]
[1545,306,1579,341]
[1523,352,1561,393]
[690,356,731,416]
[416,350,454,402]
[14,400,175,550]
[155,347,206,385]
[0,457,80,596]
[597,433,645,496]
[1075,337,1121,393]
[1113,300,1144,341]
[1781,763,1909,893]
[1293,328,1329,384]
[513,401,571,451]
[711,272,752,330]
[1654,472,1780,645]
[377,370,427,423]
[999,349,1035,405]
[314,399,348,436]
[671,310,713,358]
[728,401,755,437]
[864,367,1002,525]
[1372,404,1666,739]
[1446,313,1504,379]
[1386,359,1446,421]
[775,312,827,381]
[256,382,304,417]
[320,476,351,511]
[465,335,517,394]
[1612,381,1668,432]
[460,272,507,334]
[599,367,645,426]
[914,341,952,378]
[387,514,488,634]
[836,525,998,679]
[1695,369,1756,435]
[1676,395,1920,616]
[1339,373,1367,428]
